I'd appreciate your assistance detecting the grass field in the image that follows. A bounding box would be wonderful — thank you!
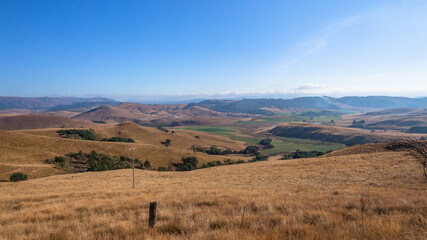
[261,137,346,154]
[179,126,263,146]
[1,149,425,239]
[236,112,344,125]
[179,126,346,154]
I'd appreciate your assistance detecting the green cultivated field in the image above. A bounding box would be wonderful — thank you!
[180,126,346,154]
[261,137,346,154]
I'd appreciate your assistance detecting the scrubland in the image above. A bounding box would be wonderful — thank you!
[1,150,426,239]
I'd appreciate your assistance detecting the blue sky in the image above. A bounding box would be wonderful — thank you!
[1,0,426,100]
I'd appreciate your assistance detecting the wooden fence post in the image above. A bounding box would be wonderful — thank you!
[149,202,157,228]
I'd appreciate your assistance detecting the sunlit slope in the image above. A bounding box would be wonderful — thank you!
[0,147,425,239]
[0,122,249,180]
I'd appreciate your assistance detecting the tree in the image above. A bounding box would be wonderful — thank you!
[386,139,427,180]
[10,172,28,182]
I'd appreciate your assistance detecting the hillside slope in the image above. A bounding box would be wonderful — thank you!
[0,114,98,130]
[0,122,249,180]
[0,147,425,239]
[267,122,423,146]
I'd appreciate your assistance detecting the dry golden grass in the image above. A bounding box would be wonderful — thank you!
[0,122,249,180]
[0,150,426,239]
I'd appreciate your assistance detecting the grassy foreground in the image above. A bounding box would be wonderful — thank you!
[0,150,426,239]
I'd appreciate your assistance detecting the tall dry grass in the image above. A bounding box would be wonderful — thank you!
[0,151,426,239]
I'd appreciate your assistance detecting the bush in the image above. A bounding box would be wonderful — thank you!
[158,166,167,171]
[144,160,151,169]
[10,172,28,182]
[54,156,66,167]
[161,139,171,147]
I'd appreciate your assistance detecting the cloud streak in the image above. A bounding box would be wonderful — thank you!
[282,14,363,69]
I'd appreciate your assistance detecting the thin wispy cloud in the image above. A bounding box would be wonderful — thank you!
[282,14,363,69]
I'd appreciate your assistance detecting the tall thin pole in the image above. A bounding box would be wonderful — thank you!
[129,147,136,188]
[132,148,135,188]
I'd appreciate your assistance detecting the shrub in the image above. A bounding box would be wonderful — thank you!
[144,160,151,169]
[158,166,167,171]
[161,139,171,147]
[10,172,28,182]
[54,156,66,167]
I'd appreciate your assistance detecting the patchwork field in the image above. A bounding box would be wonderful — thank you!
[180,126,347,154]
[0,147,426,239]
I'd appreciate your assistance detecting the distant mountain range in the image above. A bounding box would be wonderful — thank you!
[0,96,426,116]
[185,96,427,115]
[0,96,119,112]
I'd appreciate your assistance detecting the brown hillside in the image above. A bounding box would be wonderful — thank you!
[0,149,425,239]
[0,123,249,180]
[268,122,424,145]
[340,108,427,130]
[0,114,97,130]
[73,102,226,124]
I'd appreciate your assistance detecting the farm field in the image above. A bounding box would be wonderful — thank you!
[179,126,347,154]
[0,145,426,239]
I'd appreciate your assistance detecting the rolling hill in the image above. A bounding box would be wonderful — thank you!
[341,108,427,131]
[73,102,227,125]
[0,122,250,180]
[267,122,424,146]
[0,142,425,239]
[0,114,99,130]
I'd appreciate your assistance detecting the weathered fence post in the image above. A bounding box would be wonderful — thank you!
[239,206,246,229]
[149,202,157,228]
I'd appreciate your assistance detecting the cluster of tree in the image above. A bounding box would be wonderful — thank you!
[196,146,234,155]
[282,149,332,159]
[201,159,246,168]
[57,129,97,141]
[45,151,151,172]
[409,126,427,134]
[173,154,267,172]
[349,120,366,128]
[101,137,135,143]
[92,120,107,124]
[259,139,274,149]
[173,157,198,171]
[196,145,262,156]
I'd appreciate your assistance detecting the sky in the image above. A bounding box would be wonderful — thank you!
[1,0,426,101]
